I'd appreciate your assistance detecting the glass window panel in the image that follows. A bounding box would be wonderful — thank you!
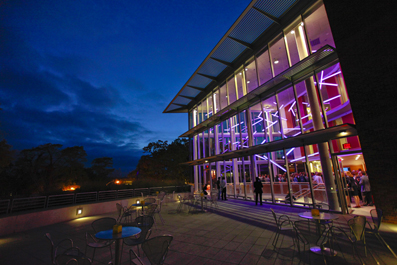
[304,4,336,53]
[222,119,232,154]
[227,77,237,104]
[294,81,313,135]
[245,60,258,93]
[284,18,309,66]
[249,103,265,146]
[256,154,273,201]
[207,95,213,118]
[262,96,281,143]
[269,36,289,76]
[213,89,220,114]
[269,149,289,203]
[257,50,272,85]
[219,83,228,110]
[277,87,300,138]
[236,70,245,99]
[201,100,208,122]
[316,63,354,129]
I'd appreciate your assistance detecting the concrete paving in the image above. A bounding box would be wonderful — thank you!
[1,198,397,265]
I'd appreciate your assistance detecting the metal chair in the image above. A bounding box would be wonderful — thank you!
[367,208,397,259]
[333,216,379,264]
[45,233,74,265]
[294,220,330,264]
[123,217,154,257]
[85,217,116,263]
[270,208,294,249]
[116,203,134,223]
[55,247,92,265]
[129,235,173,265]
[154,200,165,224]
[208,193,219,211]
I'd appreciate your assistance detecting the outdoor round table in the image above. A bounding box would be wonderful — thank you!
[298,211,338,256]
[95,226,141,265]
[131,202,152,215]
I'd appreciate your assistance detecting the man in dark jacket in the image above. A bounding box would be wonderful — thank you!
[254,177,263,205]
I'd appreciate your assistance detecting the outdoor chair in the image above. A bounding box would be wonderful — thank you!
[294,220,330,264]
[55,247,92,265]
[270,208,294,249]
[209,193,219,211]
[116,203,134,223]
[176,194,184,213]
[85,217,116,263]
[154,200,165,224]
[137,198,157,216]
[367,208,397,259]
[45,233,74,265]
[129,235,173,265]
[333,215,379,264]
[123,221,152,257]
[133,215,155,229]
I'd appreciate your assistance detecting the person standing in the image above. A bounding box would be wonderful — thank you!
[220,178,227,200]
[216,177,221,200]
[253,177,263,205]
[359,171,373,206]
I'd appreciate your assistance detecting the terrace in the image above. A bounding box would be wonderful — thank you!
[1,198,397,264]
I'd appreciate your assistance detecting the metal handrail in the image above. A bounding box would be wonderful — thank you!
[0,185,190,216]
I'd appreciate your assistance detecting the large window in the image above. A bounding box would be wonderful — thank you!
[257,50,272,86]
[245,59,258,93]
[269,36,289,76]
[304,3,335,53]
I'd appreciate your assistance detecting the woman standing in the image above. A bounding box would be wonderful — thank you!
[346,171,361,208]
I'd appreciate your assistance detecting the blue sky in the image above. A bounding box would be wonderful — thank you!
[0,0,251,173]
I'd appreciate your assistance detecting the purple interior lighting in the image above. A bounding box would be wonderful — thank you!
[286,148,295,156]
[288,101,296,112]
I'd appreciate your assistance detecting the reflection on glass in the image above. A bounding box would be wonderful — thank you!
[213,90,220,114]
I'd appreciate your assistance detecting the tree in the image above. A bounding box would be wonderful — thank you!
[131,138,189,181]
[0,139,15,173]
[90,157,115,180]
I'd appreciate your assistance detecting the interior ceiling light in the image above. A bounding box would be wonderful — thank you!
[339,130,348,135]
[247,81,250,83]
[300,22,304,26]
[274,60,279,64]
[239,72,242,75]
[291,30,295,34]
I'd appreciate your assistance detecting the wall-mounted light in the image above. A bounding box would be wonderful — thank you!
[76,208,83,216]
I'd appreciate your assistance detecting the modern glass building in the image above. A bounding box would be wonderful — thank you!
[164,0,388,215]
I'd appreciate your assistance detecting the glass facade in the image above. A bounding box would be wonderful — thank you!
[184,1,369,212]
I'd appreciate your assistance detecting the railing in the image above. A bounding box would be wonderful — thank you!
[0,185,190,216]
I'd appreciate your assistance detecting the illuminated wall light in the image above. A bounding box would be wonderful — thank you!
[247,81,250,83]
[274,60,279,64]
[76,208,83,216]
[339,130,348,136]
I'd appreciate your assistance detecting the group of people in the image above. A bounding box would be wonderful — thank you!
[344,169,373,207]
[257,172,322,184]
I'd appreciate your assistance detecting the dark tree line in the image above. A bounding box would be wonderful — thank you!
[128,138,190,183]
[0,140,114,197]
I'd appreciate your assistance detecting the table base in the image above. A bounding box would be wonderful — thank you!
[310,246,337,256]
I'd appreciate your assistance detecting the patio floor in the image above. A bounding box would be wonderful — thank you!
[1,198,397,265]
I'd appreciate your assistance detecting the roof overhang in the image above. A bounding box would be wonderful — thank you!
[164,0,317,114]
[182,123,356,166]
